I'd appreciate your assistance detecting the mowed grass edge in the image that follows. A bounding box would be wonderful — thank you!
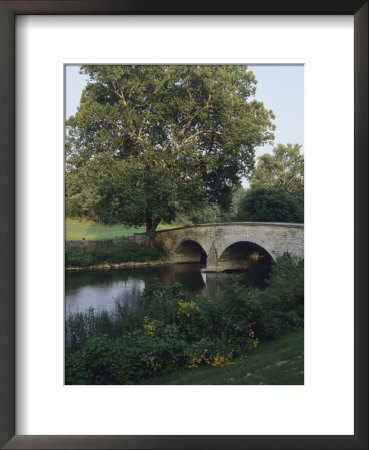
[139,328,304,385]
[65,218,177,240]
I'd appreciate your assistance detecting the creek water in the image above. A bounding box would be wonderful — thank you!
[65,263,268,314]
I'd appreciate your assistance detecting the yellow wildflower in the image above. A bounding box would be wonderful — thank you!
[211,351,234,368]
[143,316,156,336]
[147,356,162,372]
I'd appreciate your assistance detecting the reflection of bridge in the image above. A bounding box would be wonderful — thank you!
[134,222,304,272]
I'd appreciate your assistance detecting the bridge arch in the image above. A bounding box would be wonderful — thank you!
[217,240,273,272]
[172,239,207,264]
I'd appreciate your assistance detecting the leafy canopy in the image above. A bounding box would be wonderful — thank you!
[66,65,275,236]
[235,187,303,223]
[248,143,304,198]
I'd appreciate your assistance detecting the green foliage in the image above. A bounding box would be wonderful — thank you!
[234,187,303,223]
[65,218,175,240]
[263,256,304,330]
[65,239,164,267]
[140,328,304,385]
[65,191,97,221]
[66,65,275,236]
[139,282,183,322]
[65,257,304,384]
[65,170,82,200]
[189,203,221,225]
[66,325,188,385]
[166,186,247,225]
[219,186,247,222]
[85,158,205,228]
[248,143,304,199]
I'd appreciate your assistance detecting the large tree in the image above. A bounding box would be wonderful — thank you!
[66,65,275,244]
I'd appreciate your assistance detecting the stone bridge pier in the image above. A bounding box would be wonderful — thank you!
[134,222,304,272]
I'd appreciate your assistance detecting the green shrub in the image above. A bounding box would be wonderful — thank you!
[66,323,188,384]
[234,187,303,223]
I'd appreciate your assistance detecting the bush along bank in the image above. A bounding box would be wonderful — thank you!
[65,257,304,385]
[65,239,165,269]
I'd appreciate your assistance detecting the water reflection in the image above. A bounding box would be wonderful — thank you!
[65,263,267,313]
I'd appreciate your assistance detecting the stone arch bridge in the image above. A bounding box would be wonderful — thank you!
[134,222,304,272]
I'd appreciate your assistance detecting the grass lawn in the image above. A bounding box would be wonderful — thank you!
[139,328,304,385]
[65,218,176,240]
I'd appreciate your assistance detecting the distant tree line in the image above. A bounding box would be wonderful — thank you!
[235,143,304,223]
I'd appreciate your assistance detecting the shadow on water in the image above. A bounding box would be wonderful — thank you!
[65,260,271,313]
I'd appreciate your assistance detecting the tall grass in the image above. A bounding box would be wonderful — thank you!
[65,239,165,268]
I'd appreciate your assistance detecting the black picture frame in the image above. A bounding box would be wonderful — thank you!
[0,1,367,449]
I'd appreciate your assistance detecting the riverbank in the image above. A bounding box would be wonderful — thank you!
[66,259,170,272]
[65,239,165,269]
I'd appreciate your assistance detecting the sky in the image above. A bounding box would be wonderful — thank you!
[65,64,304,163]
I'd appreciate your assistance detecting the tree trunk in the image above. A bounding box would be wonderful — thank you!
[145,217,160,248]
